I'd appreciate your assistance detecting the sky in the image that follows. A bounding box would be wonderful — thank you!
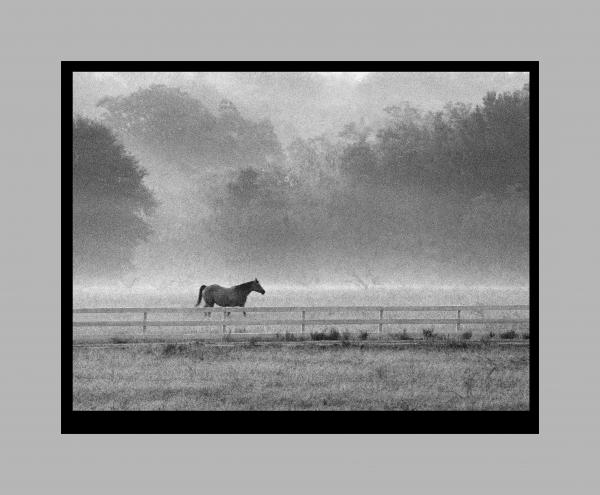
[74,71,529,144]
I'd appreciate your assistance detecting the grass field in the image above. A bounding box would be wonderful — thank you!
[73,341,529,410]
[73,285,530,410]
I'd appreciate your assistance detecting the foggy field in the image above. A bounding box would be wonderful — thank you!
[73,342,529,411]
[73,284,529,308]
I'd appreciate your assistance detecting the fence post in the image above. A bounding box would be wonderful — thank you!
[222,310,227,334]
[456,309,461,333]
[301,310,306,334]
[379,308,384,333]
[142,311,147,333]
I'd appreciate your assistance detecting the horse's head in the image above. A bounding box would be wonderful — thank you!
[253,278,266,295]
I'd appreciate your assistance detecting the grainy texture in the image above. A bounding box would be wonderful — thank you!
[73,343,529,410]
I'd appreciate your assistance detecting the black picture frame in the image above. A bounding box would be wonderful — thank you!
[63,61,538,434]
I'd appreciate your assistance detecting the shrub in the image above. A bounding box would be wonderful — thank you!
[161,343,186,356]
[488,331,496,338]
[342,331,352,341]
[500,330,517,339]
[310,328,341,341]
[359,331,369,341]
[422,327,435,339]
[391,329,412,341]
[521,332,530,340]
[461,331,473,340]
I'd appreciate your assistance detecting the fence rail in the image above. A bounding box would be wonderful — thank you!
[72,305,529,334]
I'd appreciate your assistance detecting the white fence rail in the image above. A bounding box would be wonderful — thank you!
[73,305,529,334]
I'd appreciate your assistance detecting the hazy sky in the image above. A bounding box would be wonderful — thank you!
[74,71,529,143]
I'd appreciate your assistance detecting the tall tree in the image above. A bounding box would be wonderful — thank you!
[97,85,283,172]
[73,117,157,278]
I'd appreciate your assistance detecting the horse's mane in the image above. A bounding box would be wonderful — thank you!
[234,280,255,291]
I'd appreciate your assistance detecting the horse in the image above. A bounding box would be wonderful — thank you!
[194,278,265,317]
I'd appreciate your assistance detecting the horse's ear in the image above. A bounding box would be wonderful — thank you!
[255,277,258,282]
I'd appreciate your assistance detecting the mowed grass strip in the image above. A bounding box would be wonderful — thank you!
[73,343,529,411]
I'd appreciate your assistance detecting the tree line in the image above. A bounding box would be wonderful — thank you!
[73,83,530,284]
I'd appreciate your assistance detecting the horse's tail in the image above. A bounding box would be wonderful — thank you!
[195,285,207,307]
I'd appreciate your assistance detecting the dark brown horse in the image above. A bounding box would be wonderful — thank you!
[195,278,265,316]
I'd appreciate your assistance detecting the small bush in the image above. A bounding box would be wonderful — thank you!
[461,331,472,340]
[422,327,435,339]
[161,343,187,356]
[359,331,369,341]
[521,332,530,340]
[488,331,496,338]
[110,336,131,344]
[341,331,352,341]
[500,330,517,339]
[390,329,413,341]
[310,328,341,341]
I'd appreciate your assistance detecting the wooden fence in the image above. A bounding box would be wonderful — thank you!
[73,305,529,335]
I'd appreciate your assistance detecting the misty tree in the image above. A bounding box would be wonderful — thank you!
[432,86,530,192]
[336,86,530,194]
[377,103,434,186]
[339,136,379,183]
[326,85,530,282]
[286,136,341,189]
[205,167,297,263]
[73,117,157,279]
[98,85,283,171]
[459,185,530,273]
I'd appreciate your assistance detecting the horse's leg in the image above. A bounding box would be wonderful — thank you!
[203,302,214,318]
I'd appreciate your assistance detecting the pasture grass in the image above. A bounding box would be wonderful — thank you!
[73,342,529,411]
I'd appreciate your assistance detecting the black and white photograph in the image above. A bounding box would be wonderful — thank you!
[65,63,537,432]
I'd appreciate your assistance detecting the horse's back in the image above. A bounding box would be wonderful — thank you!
[204,284,240,307]
[205,284,225,293]
[204,284,225,299]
